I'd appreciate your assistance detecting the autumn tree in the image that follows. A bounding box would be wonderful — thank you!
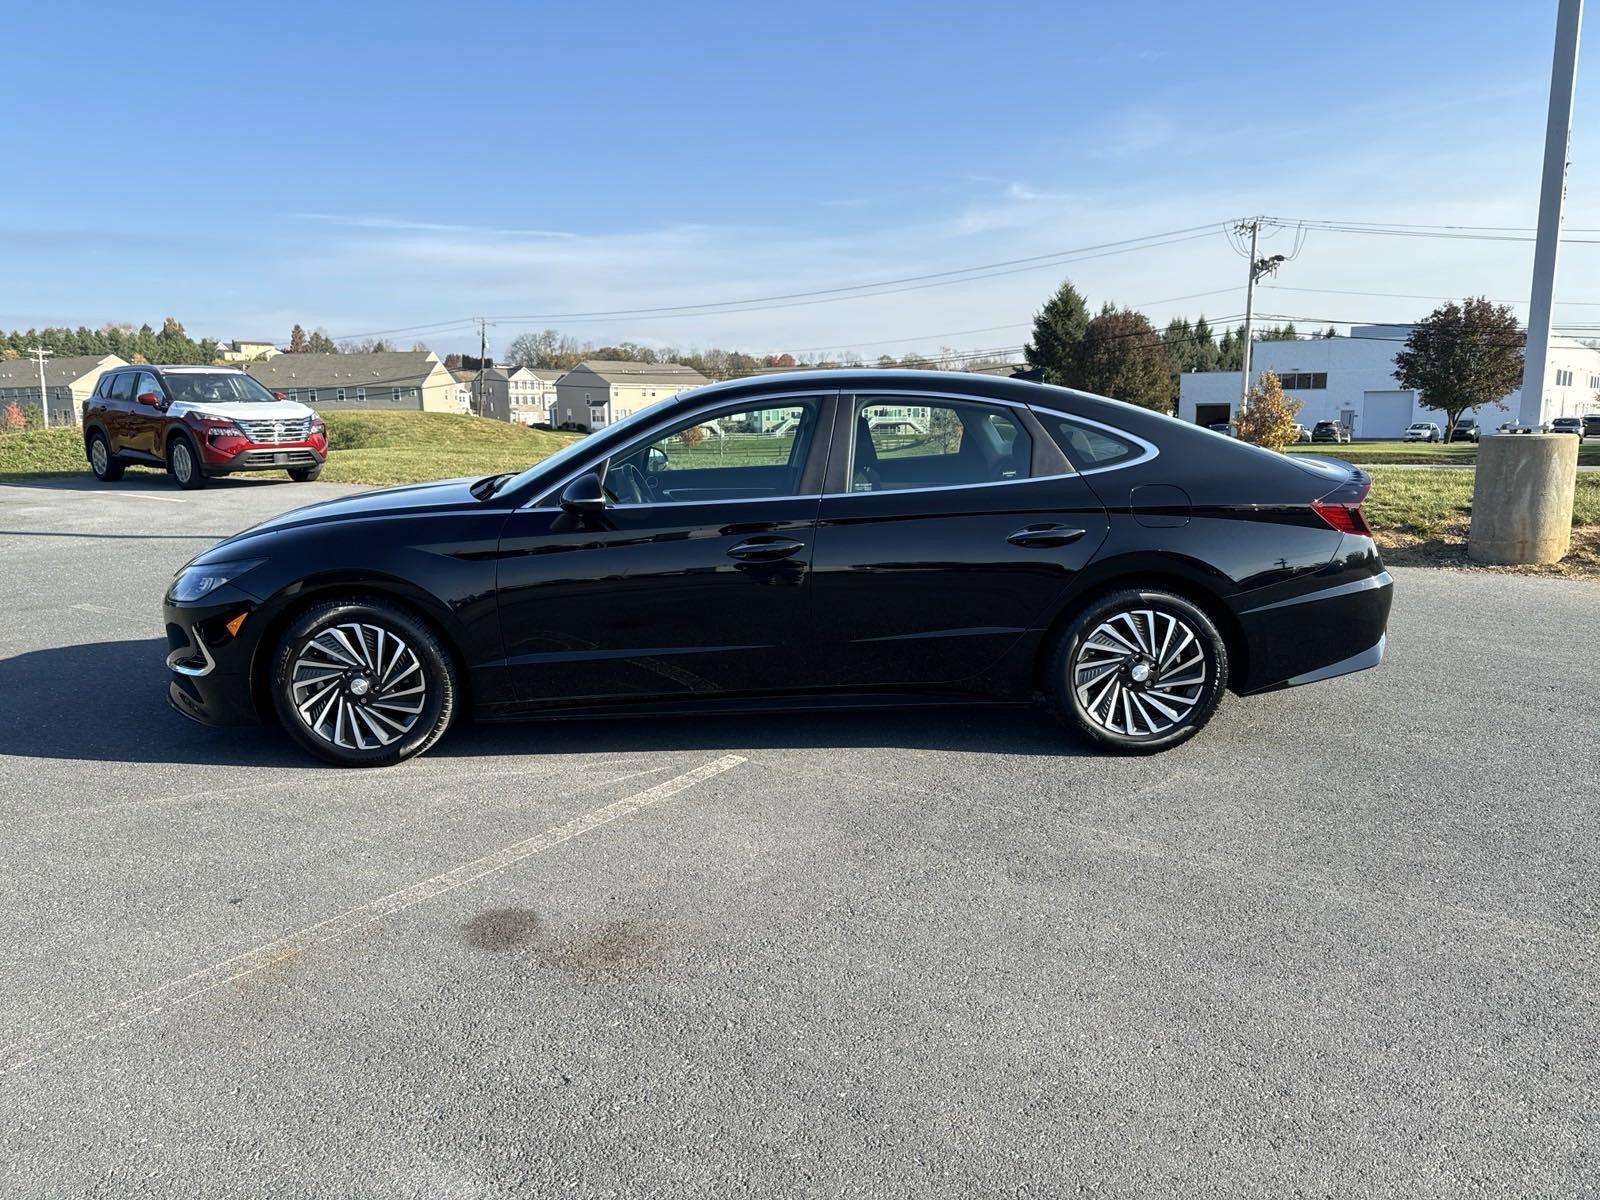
[1392,297,1524,442]
[1024,279,1090,386]
[288,324,308,353]
[1235,371,1303,450]
[1070,307,1173,412]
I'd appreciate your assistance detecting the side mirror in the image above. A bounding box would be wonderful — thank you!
[646,446,669,473]
[136,391,163,408]
[559,472,607,516]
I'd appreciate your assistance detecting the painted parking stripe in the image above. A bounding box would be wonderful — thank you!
[0,753,745,1076]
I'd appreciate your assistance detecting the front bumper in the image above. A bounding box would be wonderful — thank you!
[164,594,267,726]
[199,434,327,475]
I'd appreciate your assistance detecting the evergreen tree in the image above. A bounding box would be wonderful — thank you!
[1024,279,1091,386]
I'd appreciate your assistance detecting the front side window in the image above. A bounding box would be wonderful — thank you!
[603,400,821,504]
[133,371,163,400]
[849,396,1029,492]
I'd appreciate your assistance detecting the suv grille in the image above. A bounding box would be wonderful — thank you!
[235,416,312,444]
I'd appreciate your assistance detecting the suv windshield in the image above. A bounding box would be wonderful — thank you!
[163,372,281,405]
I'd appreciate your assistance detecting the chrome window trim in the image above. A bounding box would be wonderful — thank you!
[1028,405,1160,475]
[519,389,835,511]
[844,387,1031,410]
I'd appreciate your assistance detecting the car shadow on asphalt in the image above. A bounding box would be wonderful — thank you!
[0,638,1087,766]
[0,472,292,494]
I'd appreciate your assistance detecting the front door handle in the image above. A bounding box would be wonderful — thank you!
[1007,524,1088,549]
[727,537,806,562]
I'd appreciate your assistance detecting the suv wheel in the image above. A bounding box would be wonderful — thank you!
[1047,589,1229,754]
[269,598,458,767]
[87,431,125,482]
[288,464,323,483]
[167,434,206,490]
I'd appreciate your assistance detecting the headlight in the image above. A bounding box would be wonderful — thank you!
[170,559,264,603]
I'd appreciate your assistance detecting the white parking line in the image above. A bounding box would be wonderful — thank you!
[0,753,746,1076]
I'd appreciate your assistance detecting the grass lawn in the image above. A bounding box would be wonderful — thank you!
[1287,438,1600,467]
[1365,466,1600,537]
[0,411,580,487]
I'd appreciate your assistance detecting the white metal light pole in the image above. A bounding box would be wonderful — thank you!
[1521,0,1584,427]
[26,346,53,429]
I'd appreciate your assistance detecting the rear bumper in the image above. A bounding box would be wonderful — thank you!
[1233,565,1393,694]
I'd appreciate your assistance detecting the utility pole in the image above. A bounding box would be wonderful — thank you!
[1234,218,1286,416]
[475,317,490,418]
[1521,0,1584,427]
[26,346,53,429]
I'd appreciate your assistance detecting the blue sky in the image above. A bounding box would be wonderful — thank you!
[6,1,1598,360]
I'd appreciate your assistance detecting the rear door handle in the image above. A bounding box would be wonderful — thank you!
[727,537,806,562]
[1007,524,1088,549]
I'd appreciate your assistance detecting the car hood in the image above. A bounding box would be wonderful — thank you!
[192,477,485,565]
[168,399,314,422]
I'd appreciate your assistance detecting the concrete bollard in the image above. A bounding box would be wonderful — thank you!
[1468,433,1579,564]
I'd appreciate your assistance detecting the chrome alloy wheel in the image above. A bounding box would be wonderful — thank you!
[1072,609,1208,739]
[90,438,108,476]
[172,441,195,484]
[289,622,427,750]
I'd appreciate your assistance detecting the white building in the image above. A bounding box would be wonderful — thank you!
[506,367,562,425]
[1178,324,1600,438]
[217,339,281,363]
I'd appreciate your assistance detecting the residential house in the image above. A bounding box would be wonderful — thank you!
[217,339,282,363]
[1178,325,1600,438]
[450,368,476,414]
[506,367,563,426]
[552,361,710,431]
[245,351,458,411]
[472,366,511,422]
[0,354,126,424]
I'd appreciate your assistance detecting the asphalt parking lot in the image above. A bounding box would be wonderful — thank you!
[1,472,1595,1198]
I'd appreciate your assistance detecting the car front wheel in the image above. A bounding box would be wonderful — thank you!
[288,464,323,482]
[269,597,458,766]
[167,435,206,489]
[1048,589,1229,754]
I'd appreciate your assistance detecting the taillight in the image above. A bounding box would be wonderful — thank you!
[1312,470,1372,536]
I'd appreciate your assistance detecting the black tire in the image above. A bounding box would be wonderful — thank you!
[1046,588,1229,755]
[167,434,206,490]
[269,597,458,767]
[87,431,124,482]
[288,464,323,482]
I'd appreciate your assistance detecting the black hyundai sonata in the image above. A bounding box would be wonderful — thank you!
[163,370,1391,766]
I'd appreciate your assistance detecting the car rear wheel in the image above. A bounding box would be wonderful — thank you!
[87,431,124,482]
[288,465,323,482]
[269,597,458,767]
[167,434,206,490]
[1048,589,1228,754]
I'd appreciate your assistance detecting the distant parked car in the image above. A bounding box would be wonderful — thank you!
[1550,416,1585,438]
[1208,422,1237,438]
[1311,420,1350,444]
[1289,422,1312,443]
[1583,414,1600,441]
[83,365,327,489]
[1452,418,1481,443]
[1403,422,1441,443]
[1498,420,1549,434]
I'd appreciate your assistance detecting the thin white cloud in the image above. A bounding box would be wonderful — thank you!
[288,212,576,239]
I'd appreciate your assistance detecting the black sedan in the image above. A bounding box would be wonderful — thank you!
[163,370,1392,765]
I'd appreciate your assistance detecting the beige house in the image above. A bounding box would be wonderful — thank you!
[218,339,281,363]
[246,351,458,411]
[0,353,126,425]
[552,361,710,430]
[507,367,563,425]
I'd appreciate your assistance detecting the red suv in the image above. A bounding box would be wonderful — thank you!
[83,365,328,489]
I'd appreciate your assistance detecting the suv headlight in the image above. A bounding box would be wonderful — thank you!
[170,559,264,603]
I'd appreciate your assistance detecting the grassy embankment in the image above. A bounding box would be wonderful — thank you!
[1286,438,1600,467]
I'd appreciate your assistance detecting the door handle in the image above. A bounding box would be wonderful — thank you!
[727,537,806,562]
[1007,524,1088,549]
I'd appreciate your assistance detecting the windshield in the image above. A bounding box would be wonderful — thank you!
[165,372,282,405]
[499,395,682,497]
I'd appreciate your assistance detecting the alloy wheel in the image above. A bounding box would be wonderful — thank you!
[1072,608,1208,739]
[289,622,427,750]
[90,439,108,476]
[173,442,194,484]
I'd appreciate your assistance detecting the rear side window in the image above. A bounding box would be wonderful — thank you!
[1038,415,1144,471]
[849,397,1030,492]
[108,372,134,401]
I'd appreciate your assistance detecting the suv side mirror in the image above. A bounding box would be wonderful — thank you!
[136,391,164,408]
[559,472,607,516]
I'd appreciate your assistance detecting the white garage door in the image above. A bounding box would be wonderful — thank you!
[1361,390,1414,440]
